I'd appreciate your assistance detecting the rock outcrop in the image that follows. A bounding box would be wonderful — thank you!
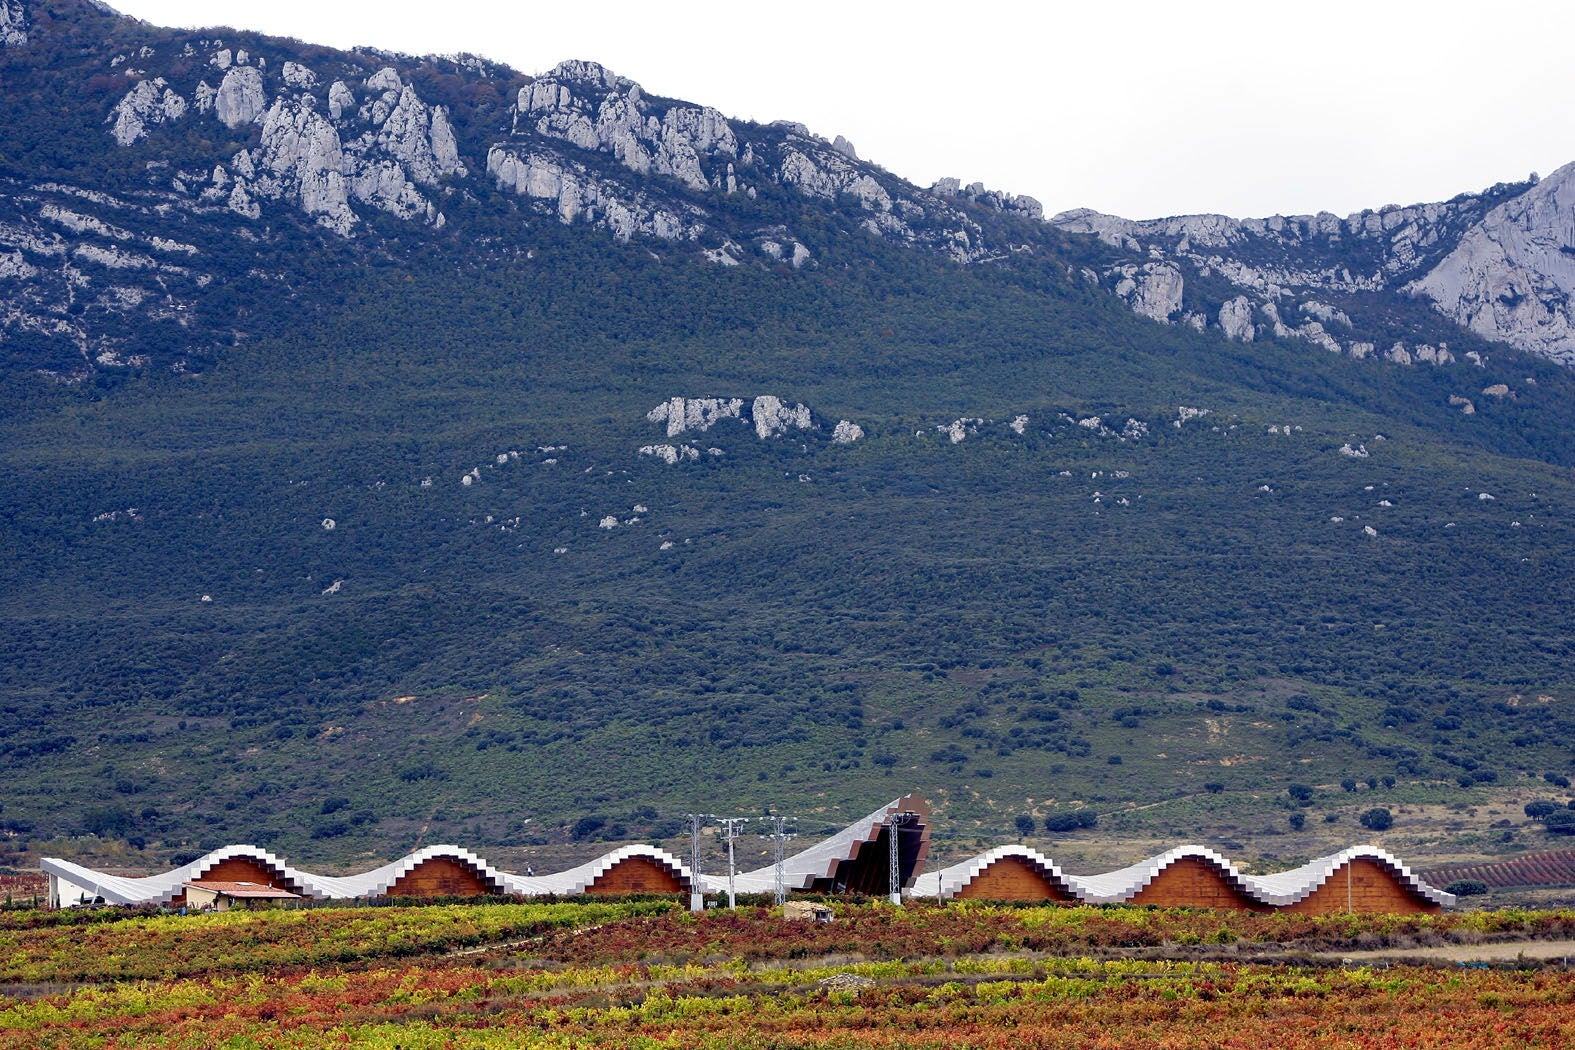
[108,78,188,145]
[931,178,1043,221]
[480,60,1026,263]
[1409,166,1575,366]
[646,396,745,437]
[1,0,27,47]
[645,395,823,442]
[487,147,703,242]
[517,60,736,193]
[108,49,465,234]
[1051,168,1575,367]
[215,66,266,129]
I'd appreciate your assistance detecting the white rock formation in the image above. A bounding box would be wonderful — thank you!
[108,78,188,145]
[40,204,132,240]
[281,61,316,89]
[930,177,1044,220]
[938,418,982,443]
[73,244,156,270]
[643,395,820,441]
[328,80,355,120]
[779,145,891,211]
[638,443,700,464]
[246,98,357,233]
[1302,300,1351,327]
[751,395,813,438]
[1410,162,1575,366]
[107,59,463,235]
[1,0,26,47]
[517,60,736,193]
[1111,263,1184,321]
[488,147,702,241]
[831,420,864,443]
[1052,165,1575,366]
[1218,295,1255,341]
[215,66,266,129]
[646,396,744,436]
[0,250,37,280]
[357,73,466,184]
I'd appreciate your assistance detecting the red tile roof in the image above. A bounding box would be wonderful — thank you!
[183,880,301,899]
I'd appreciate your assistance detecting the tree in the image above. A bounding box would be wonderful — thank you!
[1014,814,1036,836]
[1544,810,1575,835]
[1340,777,1358,792]
[1525,800,1559,820]
[1288,812,1306,830]
[1044,810,1097,834]
[1359,807,1393,831]
[1444,879,1489,897]
[1287,784,1314,802]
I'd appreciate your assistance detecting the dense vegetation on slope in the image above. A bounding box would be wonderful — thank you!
[1,1,1572,866]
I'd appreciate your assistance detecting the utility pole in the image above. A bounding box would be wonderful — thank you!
[716,816,749,909]
[684,813,707,913]
[761,813,795,906]
[886,811,916,906]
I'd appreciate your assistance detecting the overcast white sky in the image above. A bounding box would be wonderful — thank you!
[108,0,1575,220]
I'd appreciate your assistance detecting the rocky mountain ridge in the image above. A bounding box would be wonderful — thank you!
[4,0,1575,385]
[1050,167,1575,369]
[0,0,1050,378]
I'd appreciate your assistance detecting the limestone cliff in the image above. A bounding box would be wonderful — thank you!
[1,0,28,47]
[105,47,466,234]
[1050,169,1575,367]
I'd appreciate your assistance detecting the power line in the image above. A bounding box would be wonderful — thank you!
[684,813,707,913]
[760,813,796,906]
[885,810,919,906]
[715,816,749,909]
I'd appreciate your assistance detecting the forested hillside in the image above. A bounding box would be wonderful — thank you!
[1,1,1572,868]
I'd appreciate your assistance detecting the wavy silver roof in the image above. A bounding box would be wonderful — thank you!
[1241,845,1455,908]
[909,844,1077,900]
[906,842,1455,909]
[41,797,927,906]
[42,844,314,906]
[42,842,693,905]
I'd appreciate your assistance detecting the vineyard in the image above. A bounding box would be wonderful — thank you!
[1,901,1573,1047]
[0,873,44,903]
[1424,850,1575,890]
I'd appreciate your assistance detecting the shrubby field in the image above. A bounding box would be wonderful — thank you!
[2,900,1572,1047]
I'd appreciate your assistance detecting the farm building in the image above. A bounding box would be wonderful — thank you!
[182,880,302,911]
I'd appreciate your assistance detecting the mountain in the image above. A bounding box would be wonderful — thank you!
[1051,167,1575,370]
[1,1,1572,869]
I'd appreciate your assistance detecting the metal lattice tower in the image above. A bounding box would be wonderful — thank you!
[716,816,749,909]
[885,811,916,906]
[762,814,795,906]
[684,813,707,913]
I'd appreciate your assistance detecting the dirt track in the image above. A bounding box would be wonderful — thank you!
[1329,939,1575,965]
